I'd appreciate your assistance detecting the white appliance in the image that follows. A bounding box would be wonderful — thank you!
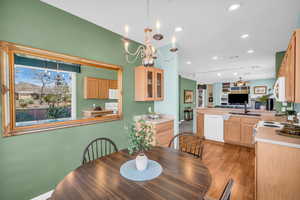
[273,77,286,102]
[108,89,118,99]
[197,87,206,107]
[105,102,118,114]
[257,121,284,129]
[204,115,224,142]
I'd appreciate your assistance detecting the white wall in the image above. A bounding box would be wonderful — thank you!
[154,44,179,136]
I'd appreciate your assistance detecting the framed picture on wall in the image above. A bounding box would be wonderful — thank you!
[184,90,193,103]
[254,86,267,94]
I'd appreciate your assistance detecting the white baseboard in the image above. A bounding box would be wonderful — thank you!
[31,190,53,200]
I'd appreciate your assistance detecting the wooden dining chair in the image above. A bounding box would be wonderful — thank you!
[82,137,118,165]
[204,179,234,200]
[168,133,204,159]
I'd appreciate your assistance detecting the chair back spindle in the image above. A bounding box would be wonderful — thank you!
[82,137,118,165]
[168,133,204,159]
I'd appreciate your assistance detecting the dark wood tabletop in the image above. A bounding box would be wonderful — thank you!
[51,147,212,200]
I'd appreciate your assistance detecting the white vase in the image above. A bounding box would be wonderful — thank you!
[135,153,148,171]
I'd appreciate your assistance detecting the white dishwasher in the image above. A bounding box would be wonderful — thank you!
[204,114,224,142]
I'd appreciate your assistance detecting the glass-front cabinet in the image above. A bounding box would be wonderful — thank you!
[135,66,164,101]
[146,68,155,100]
[155,69,164,100]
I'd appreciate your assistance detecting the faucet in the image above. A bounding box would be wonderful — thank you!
[244,101,249,114]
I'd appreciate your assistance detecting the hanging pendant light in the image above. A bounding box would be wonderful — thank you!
[236,77,246,87]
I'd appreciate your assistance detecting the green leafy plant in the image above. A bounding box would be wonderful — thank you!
[257,94,271,104]
[26,98,34,104]
[47,105,70,119]
[19,99,28,108]
[128,119,154,155]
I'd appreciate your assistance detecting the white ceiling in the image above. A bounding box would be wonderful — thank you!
[41,0,300,83]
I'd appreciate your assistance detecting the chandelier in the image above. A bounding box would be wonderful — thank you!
[122,0,178,67]
[235,77,246,87]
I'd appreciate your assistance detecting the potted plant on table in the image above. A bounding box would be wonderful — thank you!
[128,119,154,171]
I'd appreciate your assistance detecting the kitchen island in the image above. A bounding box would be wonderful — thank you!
[255,126,300,200]
[196,108,285,147]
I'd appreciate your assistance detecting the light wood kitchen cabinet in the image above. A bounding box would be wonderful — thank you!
[256,142,300,200]
[84,77,100,99]
[135,66,164,101]
[153,120,174,147]
[278,29,300,103]
[84,77,117,99]
[224,116,259,147]
[224,117,241,143]
[197,113,204,138]
[241,118,259,146]
[98,79,109,99]
[109,79,118,89]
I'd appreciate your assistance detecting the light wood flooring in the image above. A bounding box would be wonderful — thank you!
[202,140,255,200]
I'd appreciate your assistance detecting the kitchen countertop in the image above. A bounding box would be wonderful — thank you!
[255,126,300,149]
[197,107,285,121]
[134,114,174,125]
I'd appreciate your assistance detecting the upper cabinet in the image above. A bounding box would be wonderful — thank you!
[278,29,300,103]
[84,77,117,99]
[135,66,164,101]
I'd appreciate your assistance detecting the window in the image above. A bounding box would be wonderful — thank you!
[0,41,123,136]
[15,63,77,127]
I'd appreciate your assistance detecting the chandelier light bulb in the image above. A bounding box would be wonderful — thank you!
[124,41,129,51]
[124,25,129,37]
[151,46,156,53]
[169,36,178,52]
[153,20,164,40]
[156,20,161,33]
[171,36,176,48]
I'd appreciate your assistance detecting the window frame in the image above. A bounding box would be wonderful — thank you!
[0,41,123,137]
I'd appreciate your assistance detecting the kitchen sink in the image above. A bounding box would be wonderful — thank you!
[229,112,261,116]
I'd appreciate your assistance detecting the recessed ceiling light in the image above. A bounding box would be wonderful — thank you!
[212,56,219,60]
[175,27,183,32]
[234,72,238,76]
[228,4,241,12]
[186,61,192,64]
[247,49,254,54]
[240,34,249,39]
[217,73,221,77]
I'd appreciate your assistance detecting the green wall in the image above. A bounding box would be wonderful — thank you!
[179,76,196,120]
[0,0,153,199]
[213,82,222,106]
[154,44,179,135]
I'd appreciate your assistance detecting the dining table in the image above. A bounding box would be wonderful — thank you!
[51,146,212,200]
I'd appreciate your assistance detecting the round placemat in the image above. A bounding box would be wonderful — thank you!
[120,159,163,181]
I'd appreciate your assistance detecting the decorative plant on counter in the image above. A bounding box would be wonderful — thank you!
[257,94,271,105]
[128,119,154,171]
